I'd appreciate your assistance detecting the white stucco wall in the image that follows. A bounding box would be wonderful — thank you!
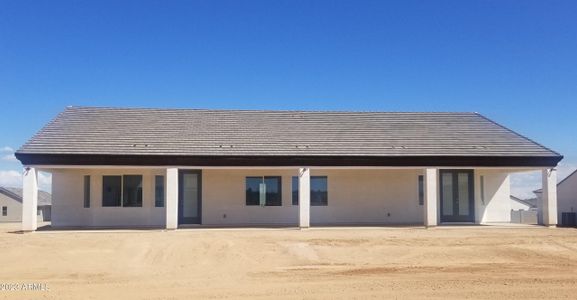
[474,170,512,223]
[203,169,424,226]
[50,168,166,227]
[0,193,22,222]
[311,169,423,225]
[47,167,513,227]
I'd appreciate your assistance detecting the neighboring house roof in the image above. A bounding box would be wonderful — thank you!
[510,195,537,209]
[534,168,577,194]
[15,106,562,167]
[0,187,52,206]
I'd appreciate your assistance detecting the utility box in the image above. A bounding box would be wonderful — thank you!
[560,212,577,227]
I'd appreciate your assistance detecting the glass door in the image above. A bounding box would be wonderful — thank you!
[440,170,474,223]
[178,170,202,224]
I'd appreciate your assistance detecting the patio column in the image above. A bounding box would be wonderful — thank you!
[424,168,438,227]
[299,167,310,228]
[22,167,38,232]
[542,168,558,227]
[166,168,179,230]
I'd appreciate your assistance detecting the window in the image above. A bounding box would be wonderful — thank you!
[102,176,122,206]
[292,177,299,205]
[292,176,328,206]
[418,175,424,205]
[246,177,261,205]
[155,175,165,207]
[123,175,143,207]
[102,175,142,207]
[84,175,91,208]
[480,175,486,205]
[2,206,6,216]
[245,176,282,206]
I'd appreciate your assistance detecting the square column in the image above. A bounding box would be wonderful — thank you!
[424,168,438,227]
[166,168,179,230]
[542,168,558,227]
[298,168,310,228]
[22,167,38,232]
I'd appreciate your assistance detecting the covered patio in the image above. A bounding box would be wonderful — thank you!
[20,165,559,231]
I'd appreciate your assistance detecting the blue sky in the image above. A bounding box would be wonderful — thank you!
[0,0,576,196]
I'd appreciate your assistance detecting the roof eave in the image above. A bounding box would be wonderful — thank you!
[15,152,563,168]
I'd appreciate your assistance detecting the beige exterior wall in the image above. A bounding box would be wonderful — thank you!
[50,168,166,227]
[0,193,22,222]
[47,167,514,227]
[203,169,424,225]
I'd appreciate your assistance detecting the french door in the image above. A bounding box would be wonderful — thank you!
[440,170,475,223]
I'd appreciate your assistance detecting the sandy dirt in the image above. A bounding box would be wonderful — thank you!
[1,224,577,299]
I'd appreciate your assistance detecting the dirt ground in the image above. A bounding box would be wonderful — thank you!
[1,224,577,299]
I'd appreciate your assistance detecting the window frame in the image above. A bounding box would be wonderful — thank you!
[101,175,143,207]
[292,176,328,206]
[1,206,6,216]
[245,176,282,206]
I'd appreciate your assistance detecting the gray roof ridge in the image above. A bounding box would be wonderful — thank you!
[65,105,479,115]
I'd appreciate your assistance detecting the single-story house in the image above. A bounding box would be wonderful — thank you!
[0,186,51,222]
[510,195,537,211]
[15,107,563,231]
[535,169,577,226]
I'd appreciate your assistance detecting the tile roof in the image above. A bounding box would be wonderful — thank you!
[510,195,538,209]
[17,106,561,159]
[0,187,52,206]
